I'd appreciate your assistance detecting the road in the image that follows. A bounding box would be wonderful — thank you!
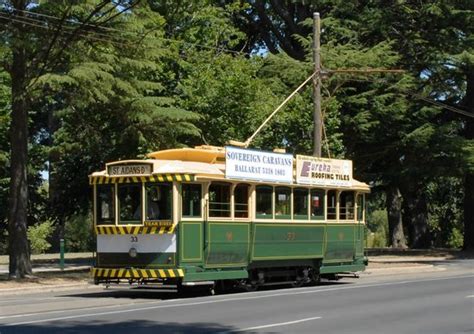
[1,260,473,334]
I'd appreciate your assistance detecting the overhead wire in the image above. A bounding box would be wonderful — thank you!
[336,76,473,119]
[4,8,471,121]
[4,8,252,57]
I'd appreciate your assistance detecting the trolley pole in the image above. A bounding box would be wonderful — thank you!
[312,12,322,158]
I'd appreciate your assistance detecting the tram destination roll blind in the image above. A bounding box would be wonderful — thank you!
[108,164,152,176]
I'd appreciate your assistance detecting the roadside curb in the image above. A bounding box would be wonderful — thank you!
[363,264,445,276]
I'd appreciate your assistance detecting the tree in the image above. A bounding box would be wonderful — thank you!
[0,0,141,278]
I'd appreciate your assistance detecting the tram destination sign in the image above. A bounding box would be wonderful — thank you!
[107,163,152,176]
[225,146,293,183]
[296,155,352,187]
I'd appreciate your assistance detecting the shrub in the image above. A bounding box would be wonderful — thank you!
[27,220,54,254]
[366,209,388,248]
[65,212,94,252]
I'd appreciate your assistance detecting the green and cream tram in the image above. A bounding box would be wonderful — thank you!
[90,145,369,291]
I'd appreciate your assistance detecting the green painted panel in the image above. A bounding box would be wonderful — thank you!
[252,223,324,260]
[355,224,364,257]
[183,269,248,282]
[205,223,250,267]
[324,224,356,262]
[180,221,203,263]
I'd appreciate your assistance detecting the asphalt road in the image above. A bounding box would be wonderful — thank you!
[1,260,473,334]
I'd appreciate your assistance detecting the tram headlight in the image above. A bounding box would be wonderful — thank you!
[129,247,138,258]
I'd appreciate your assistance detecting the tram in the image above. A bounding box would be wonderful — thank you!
[90,145,369,291]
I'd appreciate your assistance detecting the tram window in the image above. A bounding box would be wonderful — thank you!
[234,184,249,218]
[96,185,115,225]
[311,189,325,220]
[340,191,355,220]
[118,184,142,225]
[327,190,337,220]
[256,185,273,219]
[209,182,231,218]
[294,188,309,220]
[182,184,202,218]
[146,183,172,221]
[356,194,365,222]
[275,187,291,219]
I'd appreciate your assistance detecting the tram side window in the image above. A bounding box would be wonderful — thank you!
[357,194,365,222]
[340,191,355,220]
[256,185,273,219]
[311,189,325,220]
[146,183,172,221]
[209,182,231,218]
[275,187,291,219]
[118,184,142,225]
[234,184,249,218]
[294,188,309,220]
[182,184,202,218]
[96,185,115,225]
[327,190,337,220]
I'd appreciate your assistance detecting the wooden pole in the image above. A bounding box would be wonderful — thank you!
[312,12,322,157]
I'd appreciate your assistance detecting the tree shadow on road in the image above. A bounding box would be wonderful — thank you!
[2,319,244,334]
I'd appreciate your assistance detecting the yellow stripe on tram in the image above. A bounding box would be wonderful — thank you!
[118,269,125,278]
[110,269,117,277]
[158,269,166,277]
[168,270,176,278]
[177,269,184,277]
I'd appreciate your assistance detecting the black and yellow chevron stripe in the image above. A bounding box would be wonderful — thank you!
[89,174,194,185]
[92,267,184,279]
[95,225,176,235]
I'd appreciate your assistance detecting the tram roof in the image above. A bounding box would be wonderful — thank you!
[91,146,370,191]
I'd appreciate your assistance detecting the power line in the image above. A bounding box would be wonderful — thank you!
[4,8,251,57]
[338,76,473,119]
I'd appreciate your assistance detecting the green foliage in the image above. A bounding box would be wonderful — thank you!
[27,220,54,254]
[427,177,464,248]
[65,212,94,252]
[365,209,388,248]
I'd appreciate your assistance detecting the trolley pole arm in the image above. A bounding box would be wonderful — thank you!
[243,71,318,148]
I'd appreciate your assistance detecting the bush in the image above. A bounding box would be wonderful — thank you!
[27,220,54,254]
[65,212,94,252]
[0,220,7,255]
[447,228,463,249]
[366,209,388,248]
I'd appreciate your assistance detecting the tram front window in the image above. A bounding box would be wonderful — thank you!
[96,185,115,225]
[118,184,142,224]
[146,183,172,221]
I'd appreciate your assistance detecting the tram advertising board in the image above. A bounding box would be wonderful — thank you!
[296,155,352,187]
[225,146,293,183]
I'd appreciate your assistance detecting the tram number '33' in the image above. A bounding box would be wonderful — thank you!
[130,236,138,243]
[286,232,296,241]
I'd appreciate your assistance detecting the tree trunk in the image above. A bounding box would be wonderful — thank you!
[463,68,474,251]
[8,1,32,278]
[402,186,431,249]
[386,185,407,248]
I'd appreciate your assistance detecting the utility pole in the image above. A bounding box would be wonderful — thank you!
[312,12,322,157]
